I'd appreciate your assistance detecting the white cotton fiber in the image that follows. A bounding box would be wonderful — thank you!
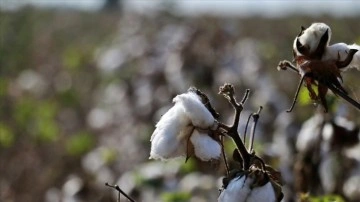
[150,103,191,160]
[296,114,324,152]
[174,92,215,129]
[218,176,253,202]
[190,130,221,161]
[246,181,277,202]
[323,43,360,71]
[294,22,331,56]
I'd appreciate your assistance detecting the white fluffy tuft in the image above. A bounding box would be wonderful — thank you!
[296,114,324,152]
[246,182,277,202]
[293,22,360,71]
[150,103,191,160]
[174,92,215,129]
[293,22,331,56]
[218,176,253,202]
[190,130,221,161]
[323,43,360,71]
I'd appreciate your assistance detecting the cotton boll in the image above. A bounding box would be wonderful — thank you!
[218,176,253,202]
[296,114,324,152]
[293,22,331,56]
[150,103,192,160]
[323,43,360,71]
[347,44,360,70]
[323,43,350,61]
[246,182,277,202]
[174,92,215,129]
[190,130,221,161]
[319,153,339,193]
[343,175,360,200]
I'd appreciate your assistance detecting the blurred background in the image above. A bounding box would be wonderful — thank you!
[1,0,360,202]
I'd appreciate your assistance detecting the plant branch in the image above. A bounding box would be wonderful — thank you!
[278,60,360,111]
[286,75,305,112]
[220,135,230,176]
[219,84,251,170]
[248,106,262,152]
[105,182,136,202]
[243,113,254,147]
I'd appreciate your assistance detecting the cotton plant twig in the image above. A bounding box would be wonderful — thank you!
[105,182,136,202]
[248,106,262,153]
[218,84,252,170]
[286,75,306,112]
[278,60,360,111]
[242,112,253,146]
[220,135,230,176]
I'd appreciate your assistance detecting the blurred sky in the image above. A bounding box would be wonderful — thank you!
[1,0,360,17]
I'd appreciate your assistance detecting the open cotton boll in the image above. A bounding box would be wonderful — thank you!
[323,43,360,71]
[293,22,331,56]
[347,44,360,70]
[343,174,360,200]
[218,176,253,202]
[296,114,324,152]
[246,182,277,202]
[150,103,191,160]
[190,130,221,161]
[174,92,215,129]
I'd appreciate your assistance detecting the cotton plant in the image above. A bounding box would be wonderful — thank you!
[292,22,360,71]
[277,22,360,112]
[149,84,283,202]
[105,84,283,201]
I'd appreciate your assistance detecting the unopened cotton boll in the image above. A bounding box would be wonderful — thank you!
[150,103,191,160]
[190,130,221,161]
[174,92,216,129]
[218,176,253,202]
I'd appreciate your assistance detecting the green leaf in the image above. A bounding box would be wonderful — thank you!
[0,78,7,97]
[0,123,14,148]
[161,192,191,202]
[179,158,197,174]
[35,119,59,142]
[14,98,35,126]
[66,132,95,156]
[101,147,117,164]
[298,85,318,106]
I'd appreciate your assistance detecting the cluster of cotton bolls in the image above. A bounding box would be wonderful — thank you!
[149,85,283,202]
[294,111,360,201]
[150,88,221,161]
[293,22,360,70]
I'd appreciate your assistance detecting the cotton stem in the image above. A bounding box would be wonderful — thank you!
[105,183,136,202]
[219,84,251,170]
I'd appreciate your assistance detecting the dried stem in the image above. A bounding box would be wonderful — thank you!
[249,106,263,152]
[243,113,254,147]
[219,84,252,170]
[278,60,360,111]
[220,135,230,176]
[105,182,136,202]
[287,76,305,112]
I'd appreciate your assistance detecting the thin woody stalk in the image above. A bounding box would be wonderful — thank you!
[278,60,360,111]
[105,183,136,202]
[248,106,262,152]
[219,84,252,170]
